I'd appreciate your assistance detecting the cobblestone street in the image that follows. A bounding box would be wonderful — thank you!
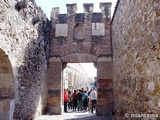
[36,110,115,120]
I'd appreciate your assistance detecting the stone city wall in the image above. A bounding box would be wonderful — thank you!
[112,0,160,119]
[0,0,50,119]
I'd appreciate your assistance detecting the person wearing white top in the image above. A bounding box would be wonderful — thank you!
[89,88,97,113]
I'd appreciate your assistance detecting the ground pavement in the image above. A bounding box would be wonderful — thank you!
[36,109,115,120]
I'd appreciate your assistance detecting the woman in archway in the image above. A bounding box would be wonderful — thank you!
[64,89,68,112]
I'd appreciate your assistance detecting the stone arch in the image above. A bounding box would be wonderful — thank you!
[61,53,98,62]
[0,48,15,119]
[47,52,113,116]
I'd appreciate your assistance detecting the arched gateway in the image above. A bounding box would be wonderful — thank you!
[0,49,15,119]
[47,3,113,115]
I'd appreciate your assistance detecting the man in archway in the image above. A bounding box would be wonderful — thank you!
[89,88,97,113]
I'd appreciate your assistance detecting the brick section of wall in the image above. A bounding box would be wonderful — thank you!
[112,0,160,119]
[47,61,63,114]
[0,0,50,119]
[96,60,113,116]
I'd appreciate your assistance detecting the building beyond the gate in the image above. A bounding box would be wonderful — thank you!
[0,0,160,120]
[63,63,94,91]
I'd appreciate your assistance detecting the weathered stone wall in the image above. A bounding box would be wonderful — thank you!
[0,0,50,119]
[112,0,160,119]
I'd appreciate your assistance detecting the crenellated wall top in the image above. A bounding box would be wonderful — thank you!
[50,3,111,22]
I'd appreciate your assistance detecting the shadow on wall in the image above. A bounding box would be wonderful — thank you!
[12,18,50,119]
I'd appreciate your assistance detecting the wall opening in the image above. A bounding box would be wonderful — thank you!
[62,62,97,113]
[63,63,97,91]
[0,49,15,120]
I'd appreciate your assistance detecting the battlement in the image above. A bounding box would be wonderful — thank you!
[51,3,111,22]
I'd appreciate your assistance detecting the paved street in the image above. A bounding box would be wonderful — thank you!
[36,110,115,120]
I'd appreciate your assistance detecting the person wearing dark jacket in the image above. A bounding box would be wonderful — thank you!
[83,90,88,110]
[77,89,82,111]
[72,90,77,111]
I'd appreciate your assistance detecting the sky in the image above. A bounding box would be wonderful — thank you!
[80,63,97,79]
[36,0,117,19]
[35,0,117,78]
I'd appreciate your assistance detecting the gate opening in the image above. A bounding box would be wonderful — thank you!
[62,63,97,113]
[63,63,97,91]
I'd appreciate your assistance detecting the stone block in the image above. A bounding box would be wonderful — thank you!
[0,99,14,120]
[97,88,112,93]
[51,7,59,19]
[98,92,112,99]
[98,83,109,88]
[92,23,105,36]
[148,81,155,91]
[156,9,160,17]
[55,24,68,37]
[48,90,60,97]
[3,111,9,120]
[48,106,62,115]
[3,101,10,111]
[96,107,113,116]
[47,97,60,106]
[98,78,112,83]
[66,4,77,19]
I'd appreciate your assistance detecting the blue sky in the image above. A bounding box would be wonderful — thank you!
[36,0,117,19]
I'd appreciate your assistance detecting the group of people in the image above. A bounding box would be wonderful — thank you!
[64,88,97,113]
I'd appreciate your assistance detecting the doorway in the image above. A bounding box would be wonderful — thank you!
[0,49,15,120]
[47,55,113,115]
[62,62,97,115]
[63,63,97,91]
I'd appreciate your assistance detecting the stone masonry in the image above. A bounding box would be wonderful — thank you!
[0,0,50,119]
[112,0,160,119]
[1,0,159,119]
[48,3,113,115]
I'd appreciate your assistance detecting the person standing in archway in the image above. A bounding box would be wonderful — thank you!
[64,89,68,112]
[77,89,83,111]
[68,90,72,110]
[89,88,97,113]
[83,90,88,111]
[72,90,77,111]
